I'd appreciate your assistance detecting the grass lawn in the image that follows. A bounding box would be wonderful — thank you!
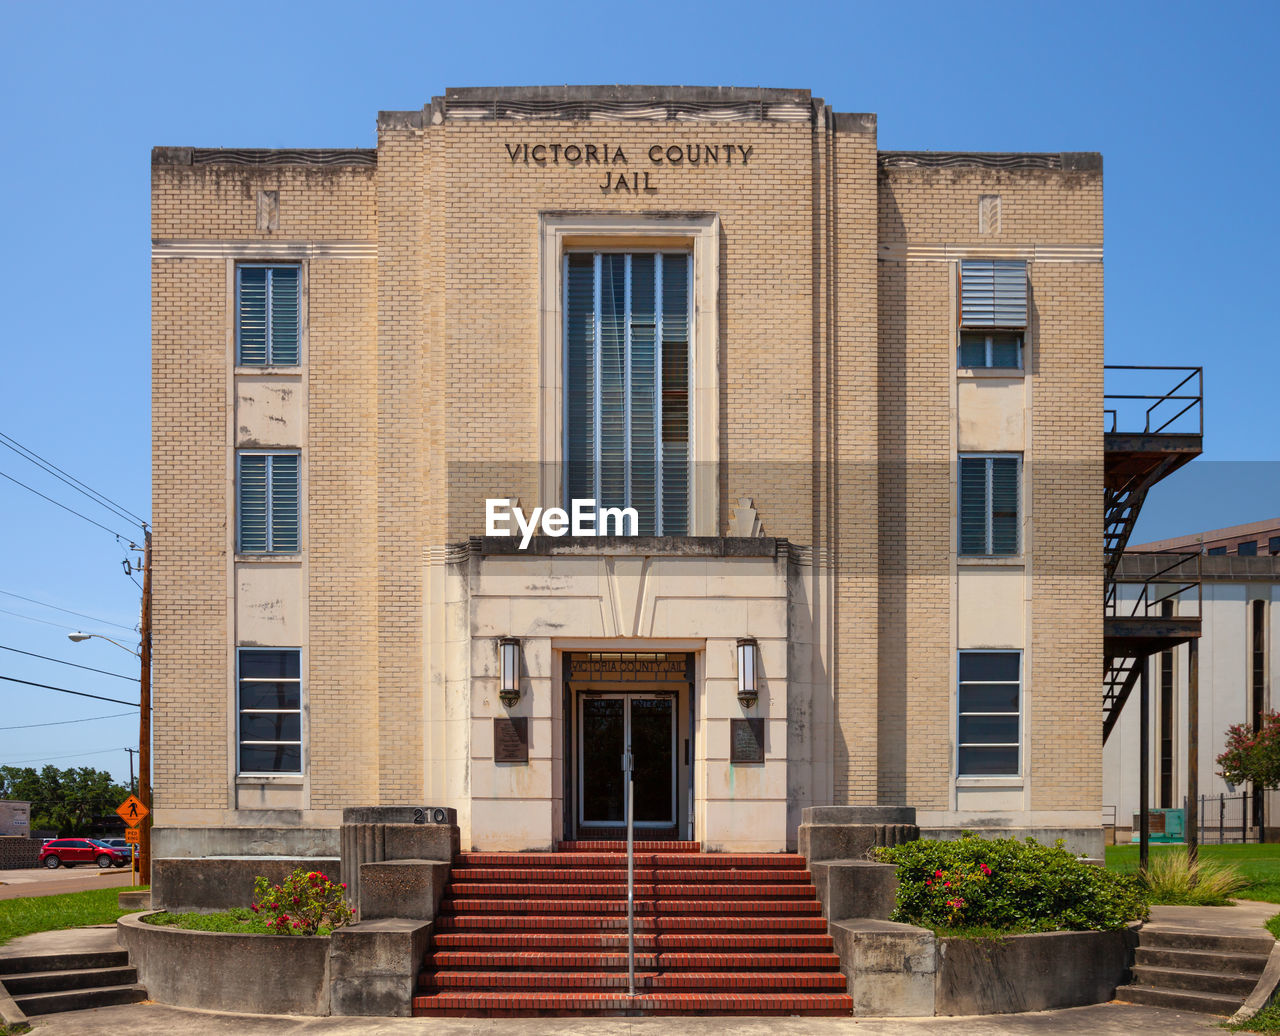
[1106,844,1280,904]
[0,886,149,948]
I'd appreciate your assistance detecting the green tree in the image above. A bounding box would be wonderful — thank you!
[0,764,129,836]
[1217,711,1280,791]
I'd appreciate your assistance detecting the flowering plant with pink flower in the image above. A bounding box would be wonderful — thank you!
[1218,711,1280,790]
[251,868,354,936]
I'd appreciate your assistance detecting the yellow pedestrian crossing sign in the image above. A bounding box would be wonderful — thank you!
[116,795,148,827]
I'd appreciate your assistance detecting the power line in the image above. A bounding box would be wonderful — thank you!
[0,431,148,529]
[0,644,137,682]
[0,469,136,541]
[0,711,134,730]
[0,673,139,708]
[3,746,132,765]
[0,589,137,633]
[0,606,121,637]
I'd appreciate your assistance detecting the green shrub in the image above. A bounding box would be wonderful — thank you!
[1140,849,1248,905]
[251,868,353,936]
[874,835,1148,934]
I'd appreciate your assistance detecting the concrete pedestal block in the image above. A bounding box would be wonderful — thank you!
[359,859,450,922]
[830,918,937,1017]
[799,822,919,863]
[117,889,151,911]
[329,918,432,1017]
[810,860,898,921]
[339,807,459,910]
[802,806,917,825]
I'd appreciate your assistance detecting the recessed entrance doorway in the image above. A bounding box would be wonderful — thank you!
[562,652,694,842]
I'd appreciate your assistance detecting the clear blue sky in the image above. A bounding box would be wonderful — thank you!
[0,1,1276,786]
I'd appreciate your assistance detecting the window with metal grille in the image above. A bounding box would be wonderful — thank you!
[564,252,691,535]
[958,259,1026,369]
[959,455,1020,556]
[237,452,299,553]
[237,265,300,365]
[238,649,301,774]
[958,651,1020,776]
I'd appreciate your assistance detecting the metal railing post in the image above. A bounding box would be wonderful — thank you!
[1220,793,1225,844]
[624,749,635,997]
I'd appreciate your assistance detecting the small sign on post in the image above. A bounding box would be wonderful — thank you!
[123,827,141,844]
[116,795,148,826]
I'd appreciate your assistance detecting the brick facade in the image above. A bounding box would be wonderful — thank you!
[151,87,1104,852]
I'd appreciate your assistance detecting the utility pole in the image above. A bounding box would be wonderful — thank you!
[139,530,152,886]
[124,748,137,796]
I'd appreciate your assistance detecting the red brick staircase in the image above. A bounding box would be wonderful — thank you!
[412,840,852,1016]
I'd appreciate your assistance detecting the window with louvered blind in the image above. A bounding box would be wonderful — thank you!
[237,265,300,365]
[957,651,1021,776]
[237,452,300,553]
[564,252,692,535]
[958,259,1026,370]
[958,455,1021,556]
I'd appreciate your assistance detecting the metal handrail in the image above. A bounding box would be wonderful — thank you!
[1106,550,1202,619]
[1104,365,1203,435]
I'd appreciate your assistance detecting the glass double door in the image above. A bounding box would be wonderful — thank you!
[578,693,676,828]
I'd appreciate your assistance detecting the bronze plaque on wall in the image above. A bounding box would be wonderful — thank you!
[730,718,765,764]
[494,717,529,763]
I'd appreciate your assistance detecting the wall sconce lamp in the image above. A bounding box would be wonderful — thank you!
[736,637,759,709]
[499,637,522,708]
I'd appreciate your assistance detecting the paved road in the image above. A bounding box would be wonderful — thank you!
[0,865,137,900]
[19,1000,1227,1034]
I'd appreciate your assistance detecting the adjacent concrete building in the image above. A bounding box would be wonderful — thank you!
[1105,522,1280,839]
[151,85,1109,865]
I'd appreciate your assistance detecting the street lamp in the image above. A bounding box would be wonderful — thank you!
[68,632,140,657]
[67,528,152,886]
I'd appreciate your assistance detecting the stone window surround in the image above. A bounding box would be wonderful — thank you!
[538,213,720,536]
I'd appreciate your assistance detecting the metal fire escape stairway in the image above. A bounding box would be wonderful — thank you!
[1102,367,1204,742]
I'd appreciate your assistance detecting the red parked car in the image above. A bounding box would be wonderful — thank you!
[38,838,126,869]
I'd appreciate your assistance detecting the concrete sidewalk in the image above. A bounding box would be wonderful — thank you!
[0,924,121,959]
[1146,896,1277,937]
[12,1000,1228,1034]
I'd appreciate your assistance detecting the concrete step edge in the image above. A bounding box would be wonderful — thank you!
[1116,983,1246,1016]
[0,951,129,976]
[0,965,137,995]
[13,983,148,1017]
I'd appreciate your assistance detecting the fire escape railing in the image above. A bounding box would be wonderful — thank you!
[1106,551,1203,620]
[1104,365,1203,436]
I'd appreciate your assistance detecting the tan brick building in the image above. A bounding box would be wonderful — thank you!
[151,85,1105,863]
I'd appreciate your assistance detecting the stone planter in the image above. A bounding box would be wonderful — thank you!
[935,927,1138,1015]
[117,913,331,1015]
[828,916,1138,1016]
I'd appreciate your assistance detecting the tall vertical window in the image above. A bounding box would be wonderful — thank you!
[237,452,299,553]
[1253,600,1267,828]
[957,651,1021,776]
[959,455,1021,556]
[238,649,301,774]
[958,259,1026,369]
[237,265,300,365]
[564,252,691,535]
[1159,600,1175,808]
